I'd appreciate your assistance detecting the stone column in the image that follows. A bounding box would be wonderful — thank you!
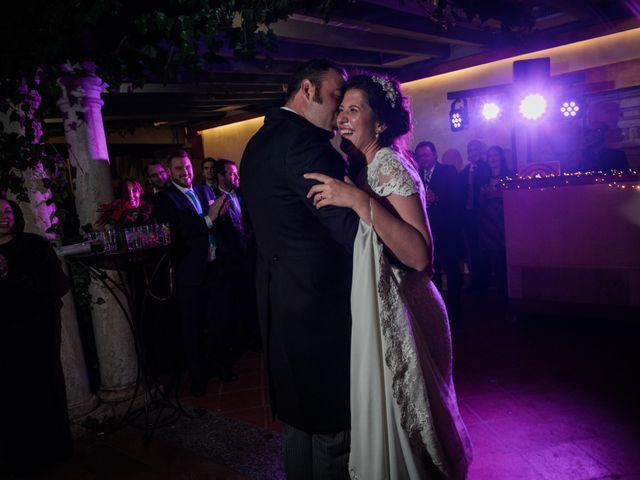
[1,110,99,422]
[57,74,138,403]
[59,263,100,419]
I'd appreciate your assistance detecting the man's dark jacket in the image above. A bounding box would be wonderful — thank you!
[209,185,252,266]
[240,108,359,433]
[421,162,459,229]
[421,162,464,256]
[152,183,216,287]
[579,146,629,173]
[458,160,491,213]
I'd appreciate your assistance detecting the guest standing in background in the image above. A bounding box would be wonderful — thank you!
[153,150,235,396]
[145,160,170,196]
[442,148,464,172]
[202,157,218,190]
[142,162,176,376]
[479,145,512,295]
[578,122,629,173]
[96,178,152,228]
[415,140,464,322]
[211,159,260,353]
[458,139,491,292]
[120,178,144,210]
[0,199,73,477]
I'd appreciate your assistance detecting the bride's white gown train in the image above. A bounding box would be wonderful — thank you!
[349,148,473,480]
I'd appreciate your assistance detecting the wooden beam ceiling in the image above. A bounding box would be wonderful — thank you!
[83,0,639,133]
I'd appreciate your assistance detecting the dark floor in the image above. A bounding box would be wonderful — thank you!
[454,294,640,480]
[14,292,640,479]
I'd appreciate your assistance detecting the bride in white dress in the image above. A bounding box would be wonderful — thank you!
[305,75,472,479]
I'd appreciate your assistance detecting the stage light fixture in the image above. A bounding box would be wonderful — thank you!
[449,99,468,132]
[560,100,580,118]
[482,102,500,120]
[519,93,547,120]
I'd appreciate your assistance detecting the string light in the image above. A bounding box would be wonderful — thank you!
[500,169,639,191]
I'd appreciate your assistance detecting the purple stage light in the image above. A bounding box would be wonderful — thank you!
[560,100,580,117]
[519,93,547,120]
[451,112,463,129]
[482,102,500,120]
[449,98,468,132]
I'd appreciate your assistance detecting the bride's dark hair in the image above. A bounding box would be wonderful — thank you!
[343,74,412,148]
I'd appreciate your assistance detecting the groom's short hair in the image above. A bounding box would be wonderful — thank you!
[286,59,347,102]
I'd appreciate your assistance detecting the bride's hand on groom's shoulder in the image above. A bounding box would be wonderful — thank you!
[304,172,368,212]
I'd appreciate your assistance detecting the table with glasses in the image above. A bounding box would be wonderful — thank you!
[71,224,196,444]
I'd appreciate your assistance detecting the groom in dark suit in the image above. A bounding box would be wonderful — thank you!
[241,59,359,479]
[152,150,231,396]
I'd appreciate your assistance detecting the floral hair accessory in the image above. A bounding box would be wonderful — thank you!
[371,75,399,108]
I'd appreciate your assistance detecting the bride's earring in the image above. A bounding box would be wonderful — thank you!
[375,129,380,139]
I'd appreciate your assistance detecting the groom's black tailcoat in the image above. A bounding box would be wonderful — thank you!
[240,108,359,433]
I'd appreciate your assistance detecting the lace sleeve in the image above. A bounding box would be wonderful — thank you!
[368,148,424,198]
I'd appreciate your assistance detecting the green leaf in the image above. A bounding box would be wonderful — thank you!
[140,44,158,59]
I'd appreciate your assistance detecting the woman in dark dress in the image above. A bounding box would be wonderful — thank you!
[0,199,73,476]
[478,145,512,294]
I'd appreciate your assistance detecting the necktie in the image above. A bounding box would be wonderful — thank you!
[184,189,203,215]
[423,169,433,186]
[223,192,246,239]
[229,193,240,213]
[185,189,216,261]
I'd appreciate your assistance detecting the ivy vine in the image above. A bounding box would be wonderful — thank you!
[0,1,341,213]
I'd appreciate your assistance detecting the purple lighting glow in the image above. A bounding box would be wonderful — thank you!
[482,102,500,120]
[519,93,547,120]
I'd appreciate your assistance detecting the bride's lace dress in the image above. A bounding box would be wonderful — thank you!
[349,148,473,479]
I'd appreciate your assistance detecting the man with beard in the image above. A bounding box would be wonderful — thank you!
[153,150,232,396]
[241,60,358,478]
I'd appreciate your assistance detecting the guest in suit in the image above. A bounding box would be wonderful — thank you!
[201,157,218,190]
[210,158,259,353]
[145,160,169,196]
[459,139,491,292]
[141,162,177,374]
[143,160,169,206]
[211,159,239,196]
[241,59,359,479]
[152,150,232,396]
[579,122,629,173]
[415,141,464,320]
[442,147,464,172]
